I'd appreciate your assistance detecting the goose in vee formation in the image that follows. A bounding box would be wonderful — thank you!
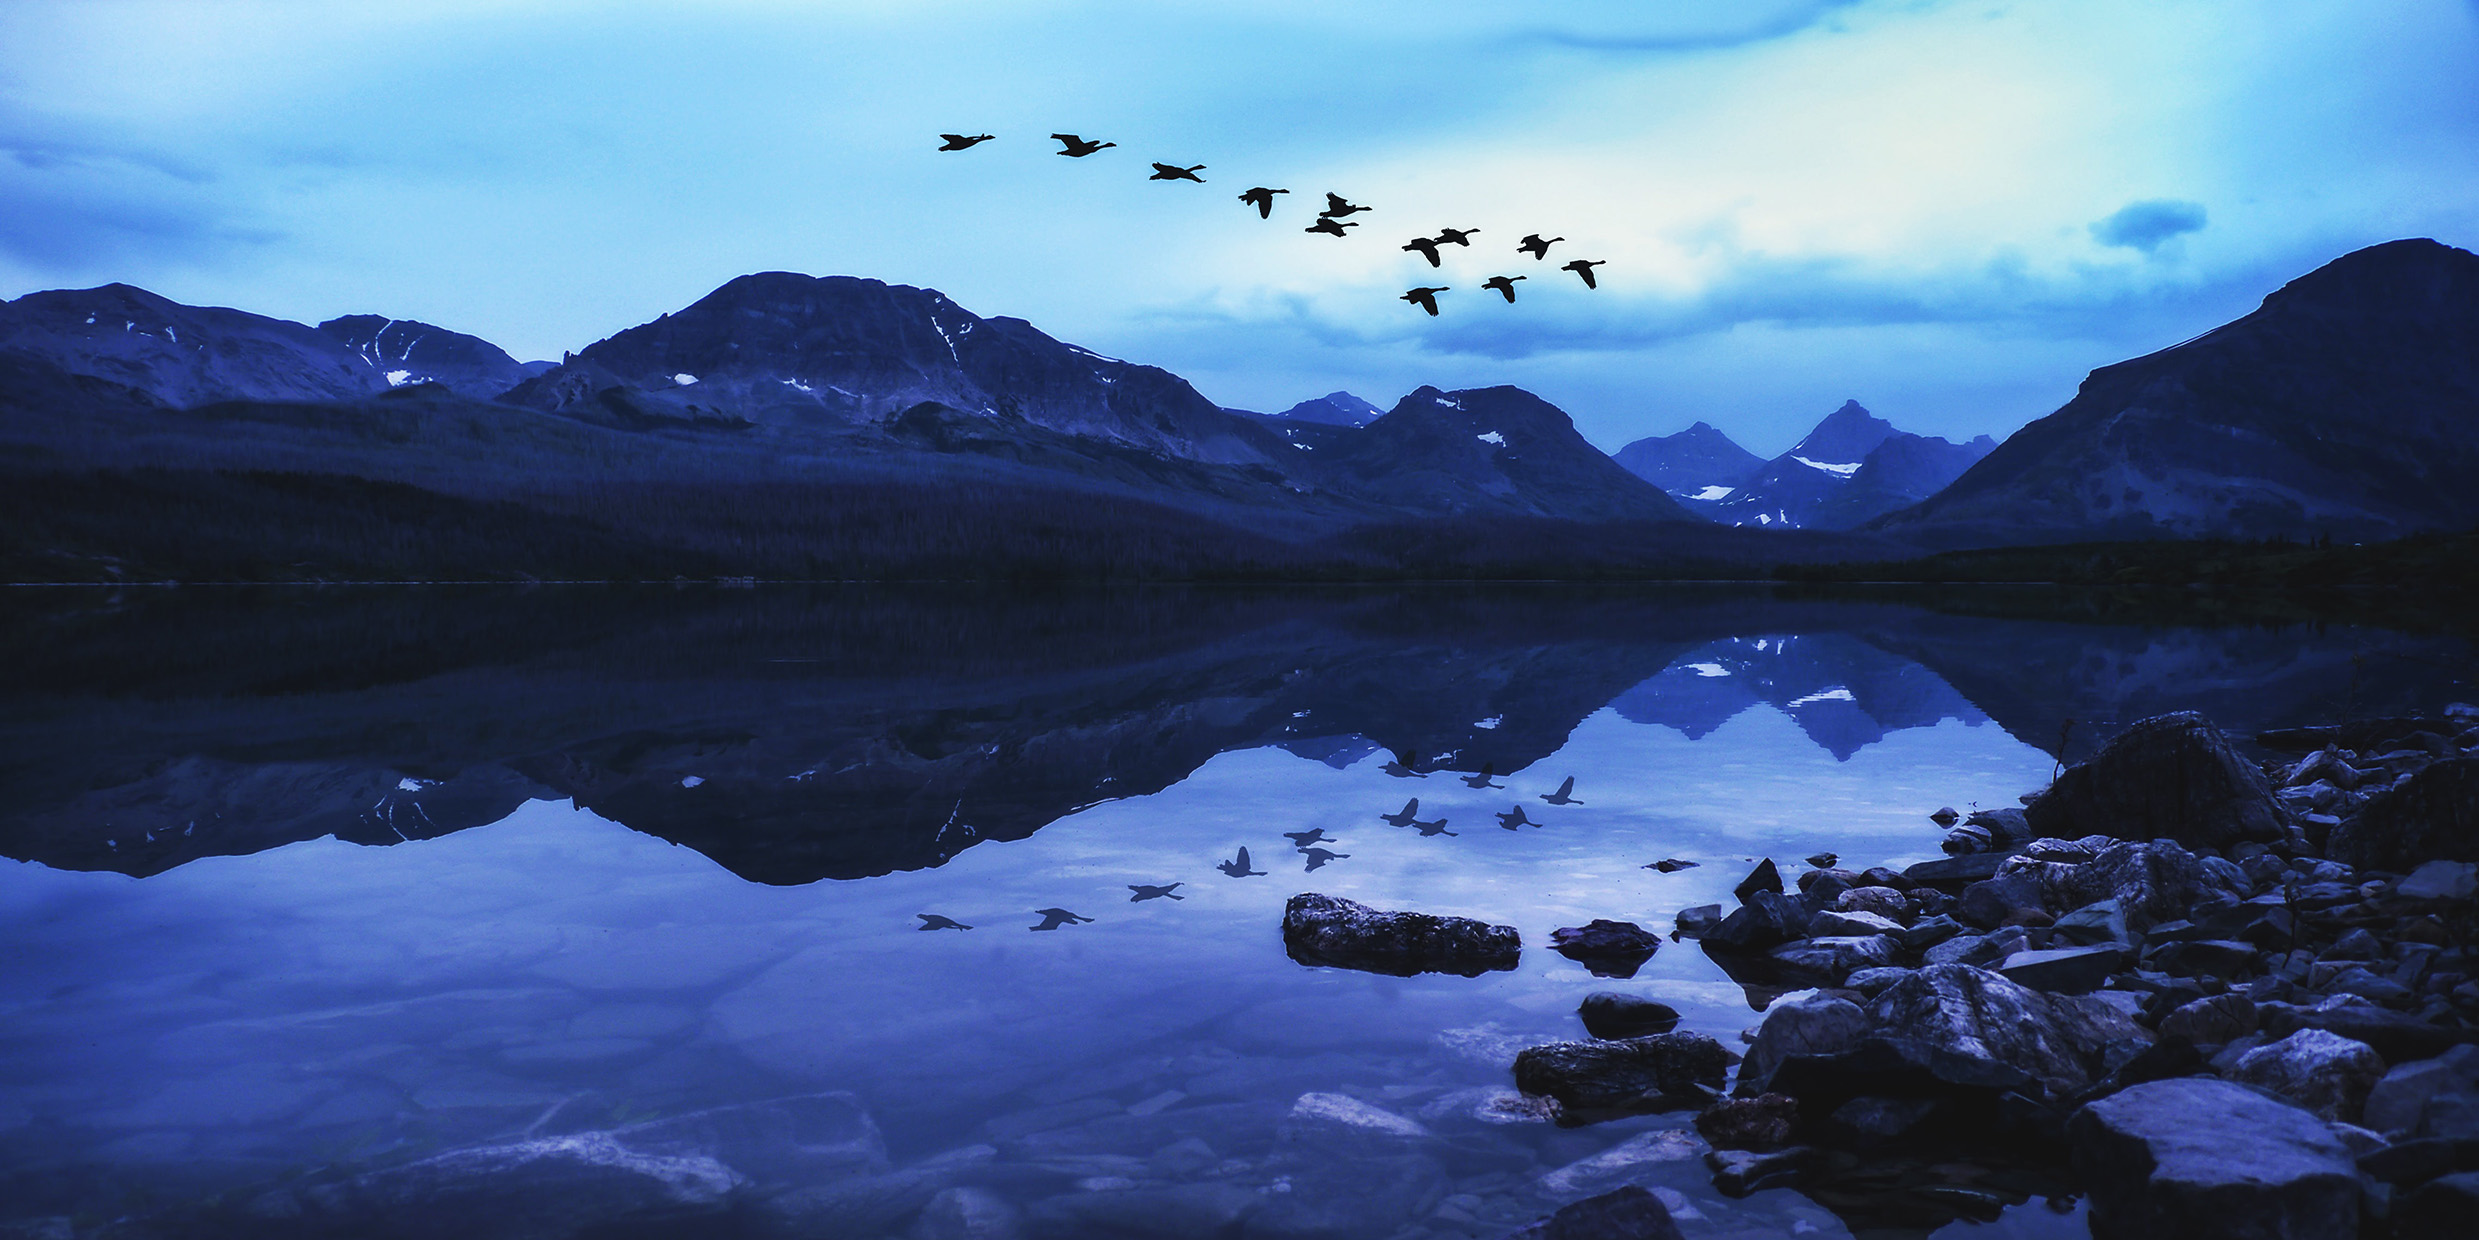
[1239,186,1288,217]
[1482,275,1526,303]
[1285,827,1337,847]
[1128,883,1184,902]
[1306,217,1357,238]
[1030,908,1094,930]
[1462,763,1503,789]
[1403,236,1444,266]
[1051,133,1115,157]
[1400,286,1447,315]
[1497,805,1537,830]
[1562,259,1607,288]
[1645,858,1700,873]
[1149,162,1207,182]
[1217,847,1268,877]
[1410,815,1456,837]
[1541,777,1583,806]
[1381,799,1425,827]
[1518,233,1564,260]
[916,914,972,930]
[1319,192,1371,218]
[937,133,994,151]
[1300,847,1349,871]
[1435,227,1479,247]
[1381,750,1426,777]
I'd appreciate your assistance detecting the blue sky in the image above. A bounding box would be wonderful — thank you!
[3,1,2475,454]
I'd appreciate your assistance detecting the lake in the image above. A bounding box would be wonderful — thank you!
[2,585,2469,1239]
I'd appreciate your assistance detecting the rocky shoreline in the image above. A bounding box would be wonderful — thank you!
[1494,708,2479,1240]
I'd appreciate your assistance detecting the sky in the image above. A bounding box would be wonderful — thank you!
[3,1,2476,455]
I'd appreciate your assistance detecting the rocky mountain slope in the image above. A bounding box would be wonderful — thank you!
[1687,401,1993,531]
[0,283,389,406]
[1321,386,1696,523]
[1877,238,2479,547]
[317,314,544,397]
[1612,421,1766,500]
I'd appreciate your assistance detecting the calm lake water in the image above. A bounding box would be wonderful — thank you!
[2,585,2470,1239]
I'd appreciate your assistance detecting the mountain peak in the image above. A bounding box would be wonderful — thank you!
[1787,399,1895,466]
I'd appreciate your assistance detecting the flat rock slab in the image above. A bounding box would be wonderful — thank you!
[1514,1032,1730,1116]
[1281,892,1519,977]
[2069,1077,2359,1240]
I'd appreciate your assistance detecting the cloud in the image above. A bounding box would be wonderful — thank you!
[2089,199,2209,252]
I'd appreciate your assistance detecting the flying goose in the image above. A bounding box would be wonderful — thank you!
[1400,286,1447,316]
[1149,162,1207,182]
[1217,846,1267,877]
[916,913,972,930]
[1481,275,1526,303]
[1517,233,1564,260]
[1540,777,1583,805]
[1239,187,1288,217]
[1051,133,1115,157]
[937,134,995,151]
[1562,258,1607,288]
[1403,236,1444,266]
[1030,907,1095,930]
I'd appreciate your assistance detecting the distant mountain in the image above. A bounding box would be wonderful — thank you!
[1612,421,1766,501]
[1279,391,1383,427]
[317,315,539,397]
[1322,385,1699,523]
[0,283,390,406]
[1879,238,2479,547]
[1703,400,1993,530]
[505,272,1285,467]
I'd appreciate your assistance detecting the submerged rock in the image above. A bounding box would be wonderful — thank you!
[2069,1077,2359,1240]
[1513,1032,1731,1116]
[2026,712,2284,850]
[1695,1093,1799,1151]
[293,1132,744,1239]
[1548,920,1661,978]
[1505,1184,1686,1240]
[1578,993,1680,1040]
[1280,893,1519,977]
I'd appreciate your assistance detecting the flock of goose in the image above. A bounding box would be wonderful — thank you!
[937,131,1607,317]
[914,756,1595,932]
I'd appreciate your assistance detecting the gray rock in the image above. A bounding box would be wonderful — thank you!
[1734,858,1783,902]
[1548,920,1661,978]
[1696,1093,1799,1151]
[912,1186,1025,1240]
[2397,860,2479,902]
[2070,1077,2359,1240]
[611,1091,887,1188]
[1024,1182,1263,1239]
[1903,852,2010,887]
[2158,993,2259,1046]
[1806,908,1904,938]
[1504,1184,1685,1240]
[1705,1144,1821,1196]
[1739,992,1870,1094]
[1897,914,1965,952]
[1672,903,1723,938]
[1999,945,2127,995]
[1765,934,1898,986]
[2073,840,2249,930]
[1280,893,1519,977]
[1578,993,1680,1040]
[2052,898,2132,947]
[2260,1001,2474,1064]
[1707,889,1808,951]
[1820,1095,1940,1144]
[1843,967,1915,996]
[2365,1046,2479,1137]
[1967,807,2033,844]
[2149,939,2261,980]
[1868,963,2149,1102]
[2330,758,2479,871]
[2229,1029,2387,1123]
[296,1132,743,1240]
[2397,1171,2479,1240]
[2025,712,2285,850]
[1956,873,2049,928]
[1833,885,1911,920]
[1514,1033,1731,1115]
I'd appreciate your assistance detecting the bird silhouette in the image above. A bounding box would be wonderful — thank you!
[1561,259,1607,288]
[1517,234,1564,260]
[1380,749,1426,777]
[1301,847,1350,872]
[1217,847,1267,877]
[1481,275,1526,303]
[1149,162,1207,182]
[1128,883,1185,902]
[1400,286,1447,316]
[937,134,995,151]
[1496,805,1537,830]
[1051,133,1115,157]
[916,913,972,930]
[1644,858,1700,873]
[1030,907,1094,930]
[1306,217,1357,238]
[1320,193,1371,218]
[1541,777,1583,806]
[1434,227,1479,247]
[1461,763,1503,790]
[1238,187,1288,218]
[1411,817,1457,837]
[1285,827,1337,847]
[1806,852,1839,869]
[1381,799,1423,827]
[1402,237,1444,267]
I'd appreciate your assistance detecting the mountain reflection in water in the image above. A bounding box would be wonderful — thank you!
[2,585,2468,885]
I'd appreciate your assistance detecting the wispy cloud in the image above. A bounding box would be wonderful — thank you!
[2089,199,2209,253]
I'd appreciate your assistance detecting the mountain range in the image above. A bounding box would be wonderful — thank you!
[1613,400,1996,531]
[2,238,2475,579]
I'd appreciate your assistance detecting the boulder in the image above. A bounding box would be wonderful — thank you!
[1818,1095,1941,1145]
[1967,807,2032,845]
[1672,904,1723,939]
[1734,859,1783,903]
[2069,1077,2359,1240]
[1998,945,2127,995]
[2365,1046,2479,1137]
[2398,1172,2479,1240]
[2227,1029,2387,1123]
[2397,859,2479,902]
[2025,712,2284,850]
[1764,934,1898,986]
[2330,758,2479,871]
[1866,964,2149,1103]
[1738,992,1870,1094]
[1513,1033,1732,1115]
[1577,993,1680,1040]
[1505,1184,1686,1240]
[1548,920,1662,979]
[1695,1094,1799,1150]
[2259,1001,2474,1064]
[1807,908,1904,937]
[1956,873,2050,928]
[1706,890,1807,951]
[1280,893,1519,977]
[2157,993,2258,1046]
[1903,853,2009,888]
[2067,841,2247,930]
[1833,885,1911,920]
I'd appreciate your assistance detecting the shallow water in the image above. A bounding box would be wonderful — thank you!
[2,585,2469,1238]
